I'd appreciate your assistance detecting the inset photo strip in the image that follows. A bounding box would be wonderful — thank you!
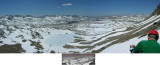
[62,54,95,65]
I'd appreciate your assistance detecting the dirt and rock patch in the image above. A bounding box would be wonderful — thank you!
[0,44,25,53]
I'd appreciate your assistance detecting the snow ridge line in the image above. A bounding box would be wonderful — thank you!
[132,15,160,35]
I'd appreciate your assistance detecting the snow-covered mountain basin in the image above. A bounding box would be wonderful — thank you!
[0,14,152,53]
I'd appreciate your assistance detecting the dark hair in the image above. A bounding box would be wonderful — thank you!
[148,34,159,41]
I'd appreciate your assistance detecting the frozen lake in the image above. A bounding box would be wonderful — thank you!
[45,34,74,46]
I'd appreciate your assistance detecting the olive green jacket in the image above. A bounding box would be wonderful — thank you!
[133,40,160,53]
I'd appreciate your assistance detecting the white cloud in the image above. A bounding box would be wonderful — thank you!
[62,3,72,6]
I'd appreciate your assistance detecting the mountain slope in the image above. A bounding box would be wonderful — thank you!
[91,3,160,53]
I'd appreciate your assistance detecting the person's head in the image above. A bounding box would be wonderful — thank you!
[148,30,159,41]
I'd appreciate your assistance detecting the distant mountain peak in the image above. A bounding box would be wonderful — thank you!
[152,3,160,15]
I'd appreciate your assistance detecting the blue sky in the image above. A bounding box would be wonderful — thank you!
[0,0,159,16]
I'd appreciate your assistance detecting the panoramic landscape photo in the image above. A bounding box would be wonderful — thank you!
[0,0,160,53]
